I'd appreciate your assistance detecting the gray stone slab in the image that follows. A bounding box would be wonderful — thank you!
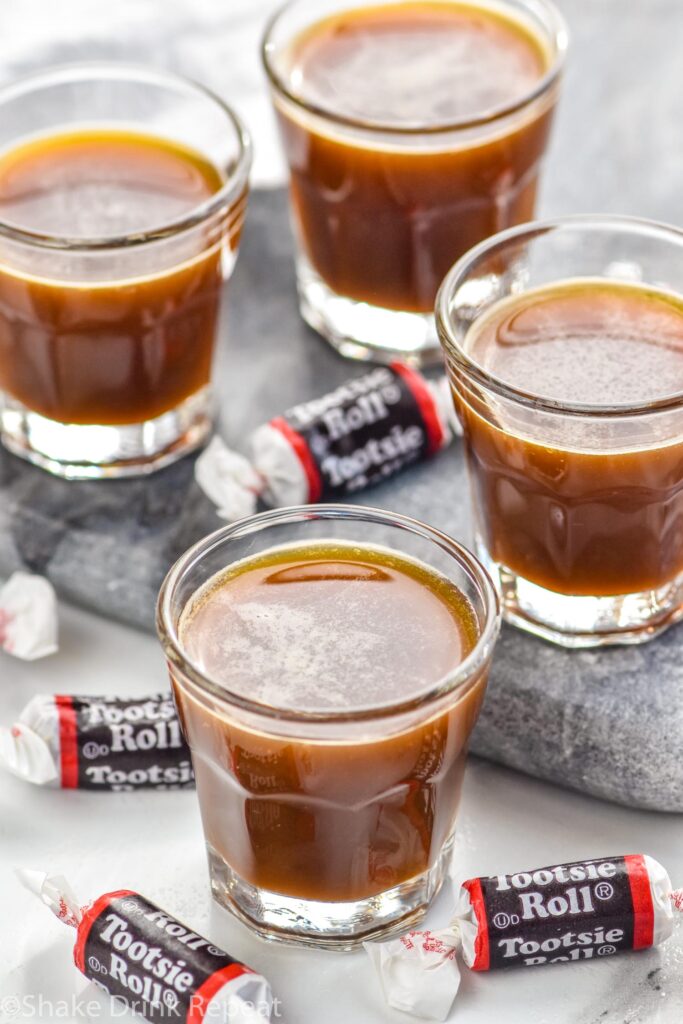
[1,189,682,813]
[2,0,683,813]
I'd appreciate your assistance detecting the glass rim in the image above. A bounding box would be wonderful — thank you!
[156,503,500,725]
[436,213,683,419]
[261,0,568,136]
[0,61,252,252]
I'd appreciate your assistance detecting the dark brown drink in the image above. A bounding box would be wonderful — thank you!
[174,542,485,904]
[269,1,559,314]
[0,129,227,425]
[456,279,683,597]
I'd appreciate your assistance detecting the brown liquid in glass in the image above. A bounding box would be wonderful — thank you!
[276,2,554,312]
[0,130,225,424]
[457,279,683,596]
[174,543,485,903]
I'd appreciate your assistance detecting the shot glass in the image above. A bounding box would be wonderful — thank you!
[262,0,566,365]
[437,216,683,647]
[0,64,251,479]
[157,504,499,948]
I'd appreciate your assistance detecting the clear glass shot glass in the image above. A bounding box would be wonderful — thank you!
[0,64,251,479]
[157,504,499,949]
[262,0,566,366]
[437,216,683,648]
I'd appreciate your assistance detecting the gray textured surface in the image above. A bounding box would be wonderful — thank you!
[2,191,683,813]
[1,0,682,813]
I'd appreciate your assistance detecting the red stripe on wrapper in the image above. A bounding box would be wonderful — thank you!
[390,362,445,456]
[462,877,490,971]
[73,890,136,973]
[187,963,255,1024]
[269,416,322,503]
[55,695,79,789]
[625,854,655,950]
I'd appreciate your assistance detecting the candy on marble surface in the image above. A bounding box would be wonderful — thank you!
[19,870,273,1024]
[0,693,193,790]
[366,854,683,1021]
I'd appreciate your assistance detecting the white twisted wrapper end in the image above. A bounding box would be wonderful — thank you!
[0,695,59,784]
[195,437,264,521]
[364,927,461,1021]
[250,424,309,507]
[644,854,677,946]
[0,572,58,660]
[17,868,83,928]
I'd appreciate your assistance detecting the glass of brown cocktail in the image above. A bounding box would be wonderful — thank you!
[157,504,499,948]
[0,64,251,478]
[263,0,566,365]
[437,216,683,647]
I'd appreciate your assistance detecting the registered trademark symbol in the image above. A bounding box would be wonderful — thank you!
[597,944,617,956]
[595,882,614,901]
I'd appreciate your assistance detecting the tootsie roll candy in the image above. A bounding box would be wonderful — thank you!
[366,854,683,1020]
[195,362,459,520]
[0,693,193,790]
[19,870,273,1024]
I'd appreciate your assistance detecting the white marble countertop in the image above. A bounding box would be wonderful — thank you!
[1,1,682,1022]
[2,604,683,1024]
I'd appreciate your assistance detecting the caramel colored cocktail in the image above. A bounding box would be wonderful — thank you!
[158,506,499,947]
[438,217,683,647]
[0,65,250,477]
[264,0,566,363]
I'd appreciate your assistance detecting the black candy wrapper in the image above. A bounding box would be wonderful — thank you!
[195,362,458,520]
[268,362,452,502]
[76,891,260,1023]
[19,872,273,1024]
[1,693,193,790]
[462,855,657,970]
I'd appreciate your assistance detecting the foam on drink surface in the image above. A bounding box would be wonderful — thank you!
[179,543,477,713]
[464,279,683,406]
[0,129,222,238]
[282,1,549,127]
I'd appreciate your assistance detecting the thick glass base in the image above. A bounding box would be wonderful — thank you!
[476,539,683,648]
[297,256,442,367]
[208,832,454,950]
[0,387,213,479]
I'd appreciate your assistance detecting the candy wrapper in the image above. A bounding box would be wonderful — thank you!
[0,571,58,659]
[19,870,273,1024]
[366,854,683,1020]
[366,927,461,1020]
[0,693,193,790]
[196,362,459,519]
